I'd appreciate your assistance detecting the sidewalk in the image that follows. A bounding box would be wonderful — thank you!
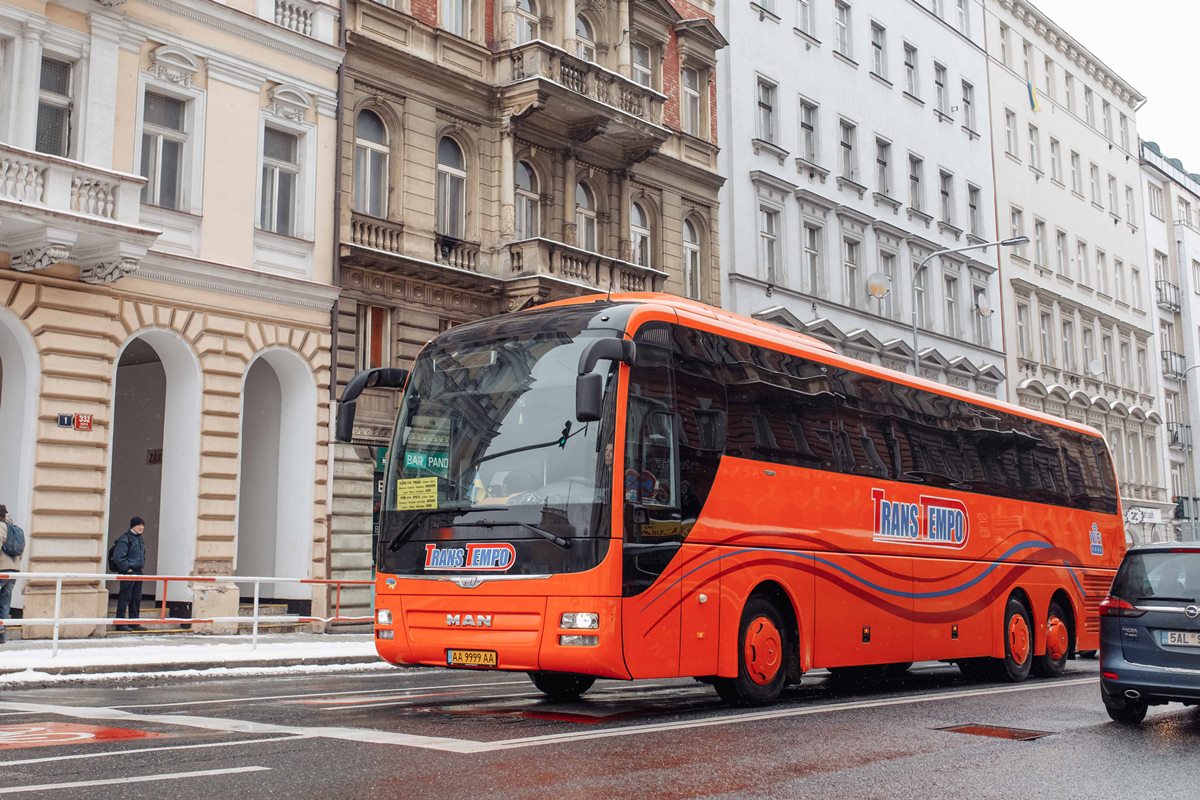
[0,632,388,687]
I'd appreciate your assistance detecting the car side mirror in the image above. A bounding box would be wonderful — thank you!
[575,338,635,423]
[336,367,409,443]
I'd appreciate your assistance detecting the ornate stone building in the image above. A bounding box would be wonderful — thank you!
[331,0,727,614]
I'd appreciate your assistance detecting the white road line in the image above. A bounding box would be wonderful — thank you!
[0,766,270,795]
[0,676,1095,755]
[0,734,308,768]
[111,678,530,709]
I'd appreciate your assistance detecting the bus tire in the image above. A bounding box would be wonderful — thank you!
[714,595,789,707]
[528,672,595,702]
[998,597,1034,682]
[1032,600,1071,678]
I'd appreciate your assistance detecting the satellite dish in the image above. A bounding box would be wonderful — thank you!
[866,272,891,300]
[1086,359,1104,377]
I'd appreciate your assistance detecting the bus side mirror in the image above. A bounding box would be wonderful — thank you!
[575,338,636,423]
[335,367,409,443]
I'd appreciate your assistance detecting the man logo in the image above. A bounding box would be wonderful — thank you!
[1186,606,1199,620]
[446,614,493,627]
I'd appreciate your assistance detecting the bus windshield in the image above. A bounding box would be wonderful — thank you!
[378,321,617,576]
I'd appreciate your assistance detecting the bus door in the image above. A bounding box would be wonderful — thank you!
[621,326,683,678]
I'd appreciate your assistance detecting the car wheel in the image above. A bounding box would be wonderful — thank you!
[714,595,789,707]
[998,597,1034,682]
[528,672,595,701]
[1032,600,1071,678]
[1102,687,1148,724]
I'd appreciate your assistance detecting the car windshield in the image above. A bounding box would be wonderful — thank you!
[1112,551,1200,602]
[377,317,618,576]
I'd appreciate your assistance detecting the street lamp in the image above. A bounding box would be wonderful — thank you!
[910,236,1029,373]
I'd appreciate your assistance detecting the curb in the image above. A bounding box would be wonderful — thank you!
[0,654,384,680]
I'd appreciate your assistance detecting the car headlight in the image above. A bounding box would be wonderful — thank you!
[376,609,393,625]
[560,612,599,629]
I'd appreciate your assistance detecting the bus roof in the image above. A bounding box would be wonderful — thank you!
[539,292,1108,442]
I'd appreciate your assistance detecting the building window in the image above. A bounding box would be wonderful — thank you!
[575,15,596,62]
[1132,264,1143,308]
[436,136,467,239]
[934,63,948,114]
[575,181,597,252]
[961,80,975,129]
[799,100,818,162]
[630,201,652,267]
[870,23,886,78]
[1090,163,1101,205]
[1083,328,1094,372]
[359,304,390,370]
[140,91,187,211]
[760,206,780,284]
[259,127,300,236]
[1148,183,1164,219]
[796,0,813,35]
[1033,219,1046,267]
[683,218,702,299]
[943,274,959,338]
[1042,57,1054,97]
[1027,124,1040,170]
[353,110,389,218]
[913,261,928,328]
[1022,39,1033,81]
[1077,240,1090,286]
[1119,113,1130,151]
[939,170,954,224]
[1084,87,1095,127]
[839,119,857,180]
[441,0,470,37]
[36,56,73,157]
[681,67,702,137]
[973,283,990,346]
[632,42,654,88]
[903,44,918,96]
[1016,301,1031,357]
[879,250,895,318]
[1102,334,1113,378]
[1126,185,1135,221]
[1070,151,1082,194]
[1049,138,1062,183]
[875,138,891,195]
[1064,72,1075,112]
[1102,100,1113,140]
[1009,206,1024,256]
[1061,320,1076,372]
[956,0,968,34]
[834,2,851,57]
[908,154,924,211]
[1004,109,1018,156]
[803,223,821,293]
[968,184,981,236]
[1108,175,1118,214]
[1040,311,1054,365]
[1055,229,1068,277]
[999,23,1010,66]
[756,78,776,142]
[514,161,539,240]
[843,237,861,309]
[1096,250,1108,295]
[515,0,539,44]
[1116,258,1127,303]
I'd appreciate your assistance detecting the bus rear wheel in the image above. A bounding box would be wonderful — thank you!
[714,595,789,707]
[528,672,595,702]
[998,597,1034,682]
[1032,600,1071,678]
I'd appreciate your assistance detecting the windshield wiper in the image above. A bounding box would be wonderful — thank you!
[452,519,572,550]
[1136,595,1196,603]
[386,505,509,552]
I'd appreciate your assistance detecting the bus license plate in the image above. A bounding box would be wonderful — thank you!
[1163,631,1200,647]
[447,649,498,667]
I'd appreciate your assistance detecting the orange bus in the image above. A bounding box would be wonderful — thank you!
[337,293,1124,705]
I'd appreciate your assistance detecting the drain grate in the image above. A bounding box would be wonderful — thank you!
[937,724,1052,741]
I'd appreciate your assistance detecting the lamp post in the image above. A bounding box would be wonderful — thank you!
[910,236,1029,373]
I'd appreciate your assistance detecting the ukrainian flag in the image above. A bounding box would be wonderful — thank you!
[1027,80,1041,112]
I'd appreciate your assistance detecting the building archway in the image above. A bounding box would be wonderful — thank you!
[0,308,39,609]
[106,330,202,602]
[235,348,317,601]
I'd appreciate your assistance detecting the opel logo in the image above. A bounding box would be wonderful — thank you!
[1186,606,1200,619]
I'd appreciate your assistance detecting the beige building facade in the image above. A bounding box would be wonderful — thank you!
[0,0,341,632]
[330,0,727,613]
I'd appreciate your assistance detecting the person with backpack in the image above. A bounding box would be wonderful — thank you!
[110,516,147,631]
[0,504,24,645]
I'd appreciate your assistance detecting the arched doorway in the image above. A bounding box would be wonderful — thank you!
[0,309,38,609]
[106,330,201,602]
[235,349,317,601]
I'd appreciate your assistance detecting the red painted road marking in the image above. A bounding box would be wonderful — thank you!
[0,723,171,751]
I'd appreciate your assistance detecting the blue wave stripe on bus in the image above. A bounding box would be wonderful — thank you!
[643,540,1056,610]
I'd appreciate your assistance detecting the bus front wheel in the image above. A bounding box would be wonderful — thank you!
[714,595,789,707]
[528,671,595,702]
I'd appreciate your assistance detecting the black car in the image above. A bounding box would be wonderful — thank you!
[1099,543,1200,723]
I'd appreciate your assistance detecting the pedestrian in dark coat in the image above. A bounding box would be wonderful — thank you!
[112,517,147,631]
[0,504,17,644]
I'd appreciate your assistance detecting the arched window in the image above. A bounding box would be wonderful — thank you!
[575,181,597,252]
[436,137,466,238]
[683,218,702,299]
[630,201,651,267]
[575,15,596,62]
[515,161,539,241]
[515,0,539,44]
[353,110,388,218]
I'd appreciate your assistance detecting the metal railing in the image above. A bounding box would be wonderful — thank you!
[0,571,373,657]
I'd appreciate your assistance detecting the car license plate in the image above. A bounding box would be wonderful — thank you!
[1163,631,1200,647]
[447,649,498,667]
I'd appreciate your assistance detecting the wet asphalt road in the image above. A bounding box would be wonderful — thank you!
[1,659,1197,799]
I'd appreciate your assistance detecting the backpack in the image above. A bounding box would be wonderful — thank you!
[107,539,120,573]
[2,522,25,559]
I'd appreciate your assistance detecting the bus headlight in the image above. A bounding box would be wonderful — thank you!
[560,612,599,629]
[559,635,599,647]
[376,609,393,625]
[377,629,394,640]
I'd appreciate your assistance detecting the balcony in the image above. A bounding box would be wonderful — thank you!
[1162,350,1187,380]
[1156,279,1182,312]
[507,237,668,294]
[434,235,480,272]
[1167,421,1192,449]
[0,143,158,283]
[500,42,669,155]
[349,213,404,256]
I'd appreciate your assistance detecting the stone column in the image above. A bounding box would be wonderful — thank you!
[82,11,123,168]
[499,0,516,50]
[618,170,632,262]
[12,19,48,150]
[617,0,632,77]
[563,149,577,246]
[563,0,577,56]
[500,115,516,242]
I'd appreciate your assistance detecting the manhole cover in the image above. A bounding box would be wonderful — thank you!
[937,724,1052,741]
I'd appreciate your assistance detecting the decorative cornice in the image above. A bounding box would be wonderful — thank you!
[147,44,202,88]
[80,256,139,283]
[13,244,70,272]
[138,251,339,311]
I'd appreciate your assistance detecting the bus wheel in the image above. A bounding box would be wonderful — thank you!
[528,672,596,702]
[1032,600,1071,678]
[714,595,789,707]
[998,597,1034,682]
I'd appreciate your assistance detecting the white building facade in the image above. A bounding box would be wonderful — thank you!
[985,0,1171,541]
[1141,140,1200,541]
[717,0,1005,393]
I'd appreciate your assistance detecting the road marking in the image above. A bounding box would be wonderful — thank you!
[0,734,307,767]
[111,678,530,709]
[0,766,270,795]
[0,676,1095,755]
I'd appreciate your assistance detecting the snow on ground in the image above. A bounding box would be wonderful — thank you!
[0,660,399,687]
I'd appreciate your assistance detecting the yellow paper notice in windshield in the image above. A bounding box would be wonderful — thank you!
[395,477,439,510]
